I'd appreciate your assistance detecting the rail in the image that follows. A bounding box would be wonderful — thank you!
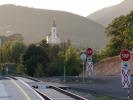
[10,75,87,100]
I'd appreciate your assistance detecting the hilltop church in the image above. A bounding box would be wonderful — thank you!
[46,21,61,44]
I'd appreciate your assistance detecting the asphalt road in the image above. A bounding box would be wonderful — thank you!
[66,76,133,100]
[0,76,43,100]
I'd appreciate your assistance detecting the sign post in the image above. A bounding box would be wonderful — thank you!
[80,52,87,82]
[86,48,93,77]
[120,50,131,100]
[6,67,8,75]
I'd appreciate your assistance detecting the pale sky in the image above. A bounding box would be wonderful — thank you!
[0,0,124,16]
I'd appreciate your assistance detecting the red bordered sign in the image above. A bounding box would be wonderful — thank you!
[120,50,130,61]
[87,48,93,56]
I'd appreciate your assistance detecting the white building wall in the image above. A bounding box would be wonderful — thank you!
[46,22,61,44]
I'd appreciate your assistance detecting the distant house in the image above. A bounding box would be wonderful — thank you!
[0,36,7,48]
[0,33,24,47]
[46,21,61,44]
[6,33,23,43]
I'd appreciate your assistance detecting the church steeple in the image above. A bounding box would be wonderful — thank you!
[46,21,61,44]
[52,20,56,27]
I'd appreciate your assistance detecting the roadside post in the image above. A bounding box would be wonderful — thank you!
[80,52,87,83]
[6,66,8,75]
[120,50,131,100]
[86,48,93,77]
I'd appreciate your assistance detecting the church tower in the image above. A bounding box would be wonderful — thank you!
[46,21,61,44]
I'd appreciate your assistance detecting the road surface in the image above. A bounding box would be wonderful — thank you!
[0,76,43,100]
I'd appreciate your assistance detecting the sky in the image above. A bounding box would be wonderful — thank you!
[0,0,124,16]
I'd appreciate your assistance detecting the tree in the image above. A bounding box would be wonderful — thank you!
[65,47,82,75]
[45,54,64,76]
[105,11,133,56]
[16,64,26,74]
[1,42,12,63]
[22,44,49,76]
[92,49,102,64]
[34,63,44,77]
[39,39,50,53]
[10,41,26,63]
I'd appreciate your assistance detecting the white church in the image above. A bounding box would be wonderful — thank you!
[46,21,61,44]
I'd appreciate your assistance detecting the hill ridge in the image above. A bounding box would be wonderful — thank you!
[87,0,133,26]
[0,4,106,48]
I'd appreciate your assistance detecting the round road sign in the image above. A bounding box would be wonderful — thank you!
[120,50,130,61]
[87,48,93,56]
[80,52,87,62]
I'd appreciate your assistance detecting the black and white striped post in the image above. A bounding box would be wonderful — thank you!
[120,50,131,100]
[86,48,93,77]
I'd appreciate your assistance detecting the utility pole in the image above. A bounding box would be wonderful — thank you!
[64,62,66,84]
[63,41,66,84]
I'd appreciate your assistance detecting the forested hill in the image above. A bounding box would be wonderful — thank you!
[0,4,106,48]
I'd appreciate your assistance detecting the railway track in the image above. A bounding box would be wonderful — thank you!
[10,75,87,100]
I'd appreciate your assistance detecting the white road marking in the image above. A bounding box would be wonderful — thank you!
[19,79,44,100]
[9,78,31,100]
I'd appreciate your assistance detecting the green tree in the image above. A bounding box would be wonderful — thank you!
[34,63,44,77]
[39,39,50,53]
[105,11,133,56]
[92,49,102,64]
[16,64,26,74]
[10,41,26,63]
[45,54,64,76]
[22,44,49,76]
[65,47,82,76]
[2,42,12,63]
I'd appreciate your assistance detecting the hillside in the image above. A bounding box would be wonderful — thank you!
[88,0,133,26]
[93,55,133,75]
[0,4,106,48]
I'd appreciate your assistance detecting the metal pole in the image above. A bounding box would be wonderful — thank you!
[64,64,66,84]
[127,88,130,100]
[82,62,85,83]
[63,41,66,84]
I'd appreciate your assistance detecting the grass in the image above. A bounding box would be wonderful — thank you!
[97,96,116,100]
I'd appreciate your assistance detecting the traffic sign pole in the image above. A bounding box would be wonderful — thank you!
[128,88,130,100]
[80,52,87,83]
[83,62,85,83]
[120,50,131,100]
[86,48,93,77]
